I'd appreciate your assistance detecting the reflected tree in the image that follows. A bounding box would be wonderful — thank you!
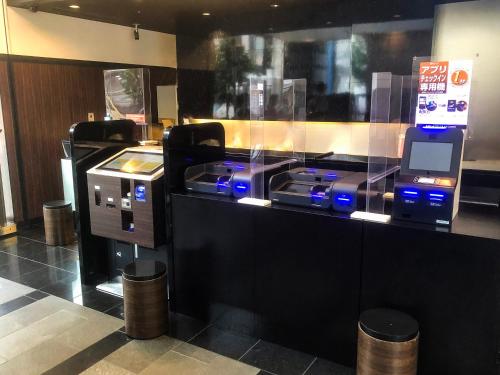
[214,38,255,118]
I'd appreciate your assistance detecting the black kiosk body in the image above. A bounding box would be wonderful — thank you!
[393,127,464,225]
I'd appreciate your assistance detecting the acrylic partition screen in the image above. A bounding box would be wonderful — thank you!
[248,77,306,199]
[104,68,152,140]
[366,72,407,214]
[249,77,266,199]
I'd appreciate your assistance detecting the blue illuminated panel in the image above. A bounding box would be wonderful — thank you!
[335,193,353,206]
[401,189,420,199]
[216,176,231,192]
[234,182,249,193]
[428,192,445,201]
[135,184,146,202]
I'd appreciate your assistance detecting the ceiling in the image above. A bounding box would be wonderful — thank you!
[7,0,468,36]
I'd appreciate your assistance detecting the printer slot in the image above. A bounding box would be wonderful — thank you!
[121,211,134,232]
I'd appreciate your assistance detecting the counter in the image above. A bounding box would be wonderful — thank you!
[169,192,500,375]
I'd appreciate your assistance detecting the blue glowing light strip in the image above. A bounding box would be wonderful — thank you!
[402,190,419,196]
[311,194,324,199]
[337,197,351,202]
[235,184,248,191]
[429,193,445,198]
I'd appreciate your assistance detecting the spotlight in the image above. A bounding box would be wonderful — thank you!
[69,4,80,9]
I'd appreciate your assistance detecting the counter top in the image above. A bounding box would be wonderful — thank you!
[173,192,500,242]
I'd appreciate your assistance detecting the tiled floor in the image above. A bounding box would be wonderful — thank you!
[0,224,355,374]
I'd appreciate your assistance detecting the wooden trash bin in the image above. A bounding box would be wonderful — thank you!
[357,308,419,375]
[123,260,168,339]
[43,200,75,246]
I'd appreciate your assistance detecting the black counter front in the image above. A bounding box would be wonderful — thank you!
[170,192,500,374]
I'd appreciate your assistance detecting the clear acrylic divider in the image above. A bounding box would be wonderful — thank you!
[249,77,266,199]
[366,72,405,214]
[291,78,307,167]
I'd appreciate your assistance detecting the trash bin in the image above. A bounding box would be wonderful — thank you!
[43,200,74,246]
[357,308,419,375]
[123,260,168,339]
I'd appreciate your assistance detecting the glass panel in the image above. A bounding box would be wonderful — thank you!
[249,77,266,199]
[104,68,151,140]
[291,78,307,167]
[366,72,405,214]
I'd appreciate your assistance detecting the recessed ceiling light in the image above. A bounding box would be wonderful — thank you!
[202,12,211,16]
[393,14,401,18]
[270,4,279,8]
[69,4,80,9]
[326,21,332,25]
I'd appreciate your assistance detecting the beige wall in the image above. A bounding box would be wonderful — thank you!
[0,7,176,68]
[433,0,500,160]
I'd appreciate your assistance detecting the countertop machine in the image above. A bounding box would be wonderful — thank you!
[86,145,165,249]
[392,127,464,225]
[184,159,295,198]
[269,167,368,212]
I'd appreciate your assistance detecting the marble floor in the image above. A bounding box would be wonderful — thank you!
[0,224,355,375]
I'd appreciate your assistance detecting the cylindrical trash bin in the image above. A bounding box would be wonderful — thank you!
[123,260,168,339]
[43,200,74,246]
[357,308,419,375]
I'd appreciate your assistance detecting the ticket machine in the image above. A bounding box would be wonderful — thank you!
[392,127,464,225]
[269,167,368,212]
[86,146,165,249]
[184,159,295,198]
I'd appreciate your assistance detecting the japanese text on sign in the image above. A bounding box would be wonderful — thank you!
[419,61,449,94]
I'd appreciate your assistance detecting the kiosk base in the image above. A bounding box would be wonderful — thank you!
[96,276,124,298]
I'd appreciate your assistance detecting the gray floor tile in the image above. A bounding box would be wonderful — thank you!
[241,340,315,375]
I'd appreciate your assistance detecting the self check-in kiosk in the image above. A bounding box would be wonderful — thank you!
[269,167,368,212]
[86,146,165,249]
[392,127,464,225]
[184,159,295,198]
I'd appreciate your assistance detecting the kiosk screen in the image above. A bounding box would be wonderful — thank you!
[409,142,453,172]
[100,152,163,174]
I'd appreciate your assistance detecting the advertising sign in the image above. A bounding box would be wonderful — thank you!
[415,60,473,129]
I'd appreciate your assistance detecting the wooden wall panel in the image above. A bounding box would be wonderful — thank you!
[0,60,24,222]
[0,57,176,222]
[11,61,106,220]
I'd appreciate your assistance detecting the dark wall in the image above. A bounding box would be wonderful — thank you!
[176,21,433,122]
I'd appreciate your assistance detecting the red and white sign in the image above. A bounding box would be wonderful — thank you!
[415,60,473,129]
[126,113,147,125]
